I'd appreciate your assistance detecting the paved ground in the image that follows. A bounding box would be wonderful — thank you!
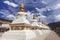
[0,30,60,40]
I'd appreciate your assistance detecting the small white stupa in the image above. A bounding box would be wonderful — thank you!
[31,14,40,30]
[37,17,50,29]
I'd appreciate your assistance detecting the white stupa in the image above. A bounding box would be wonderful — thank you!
[12,11,30,24]
[12,4,30,24]
[31,14,40,30]
[10,3,32,30]
[37,17,50,29]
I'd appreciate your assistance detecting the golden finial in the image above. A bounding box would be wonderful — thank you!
[20,3,24,12]
[33,14,36,20]
[32,14,37,22]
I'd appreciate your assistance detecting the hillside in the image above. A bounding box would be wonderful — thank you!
[48,22,60,37]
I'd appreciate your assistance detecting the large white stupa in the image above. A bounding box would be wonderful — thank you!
[10,3,33,30]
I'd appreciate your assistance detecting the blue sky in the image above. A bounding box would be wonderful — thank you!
[0,0,60,23]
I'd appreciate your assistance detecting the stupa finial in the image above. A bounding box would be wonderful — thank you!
[20,3,24,12]
[38,18,40,22]
[32,14,37,22]
[33,14,36,19]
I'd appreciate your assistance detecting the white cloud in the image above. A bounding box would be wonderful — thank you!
[4,1,18,7]
[7,14,16,19]
[0,10,10,15]
[54,3,60,9]
[35,7,46,13]
[35,7,52,14]
[51,3,60,10]
[40,15,46,19]
[27,11,31,15]
[0,11,5,14]
[0,10,16,20]
[41,1,47,4]
[48,3,60,10]
[26,11,32,23]
[54,15,60,21]
[36,3,60,13]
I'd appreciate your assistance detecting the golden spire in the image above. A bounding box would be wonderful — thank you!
[33,14,36,20]
[20,3,24,12]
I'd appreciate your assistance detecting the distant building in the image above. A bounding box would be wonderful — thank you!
[0,18,12,25]
[0,18,12,32]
